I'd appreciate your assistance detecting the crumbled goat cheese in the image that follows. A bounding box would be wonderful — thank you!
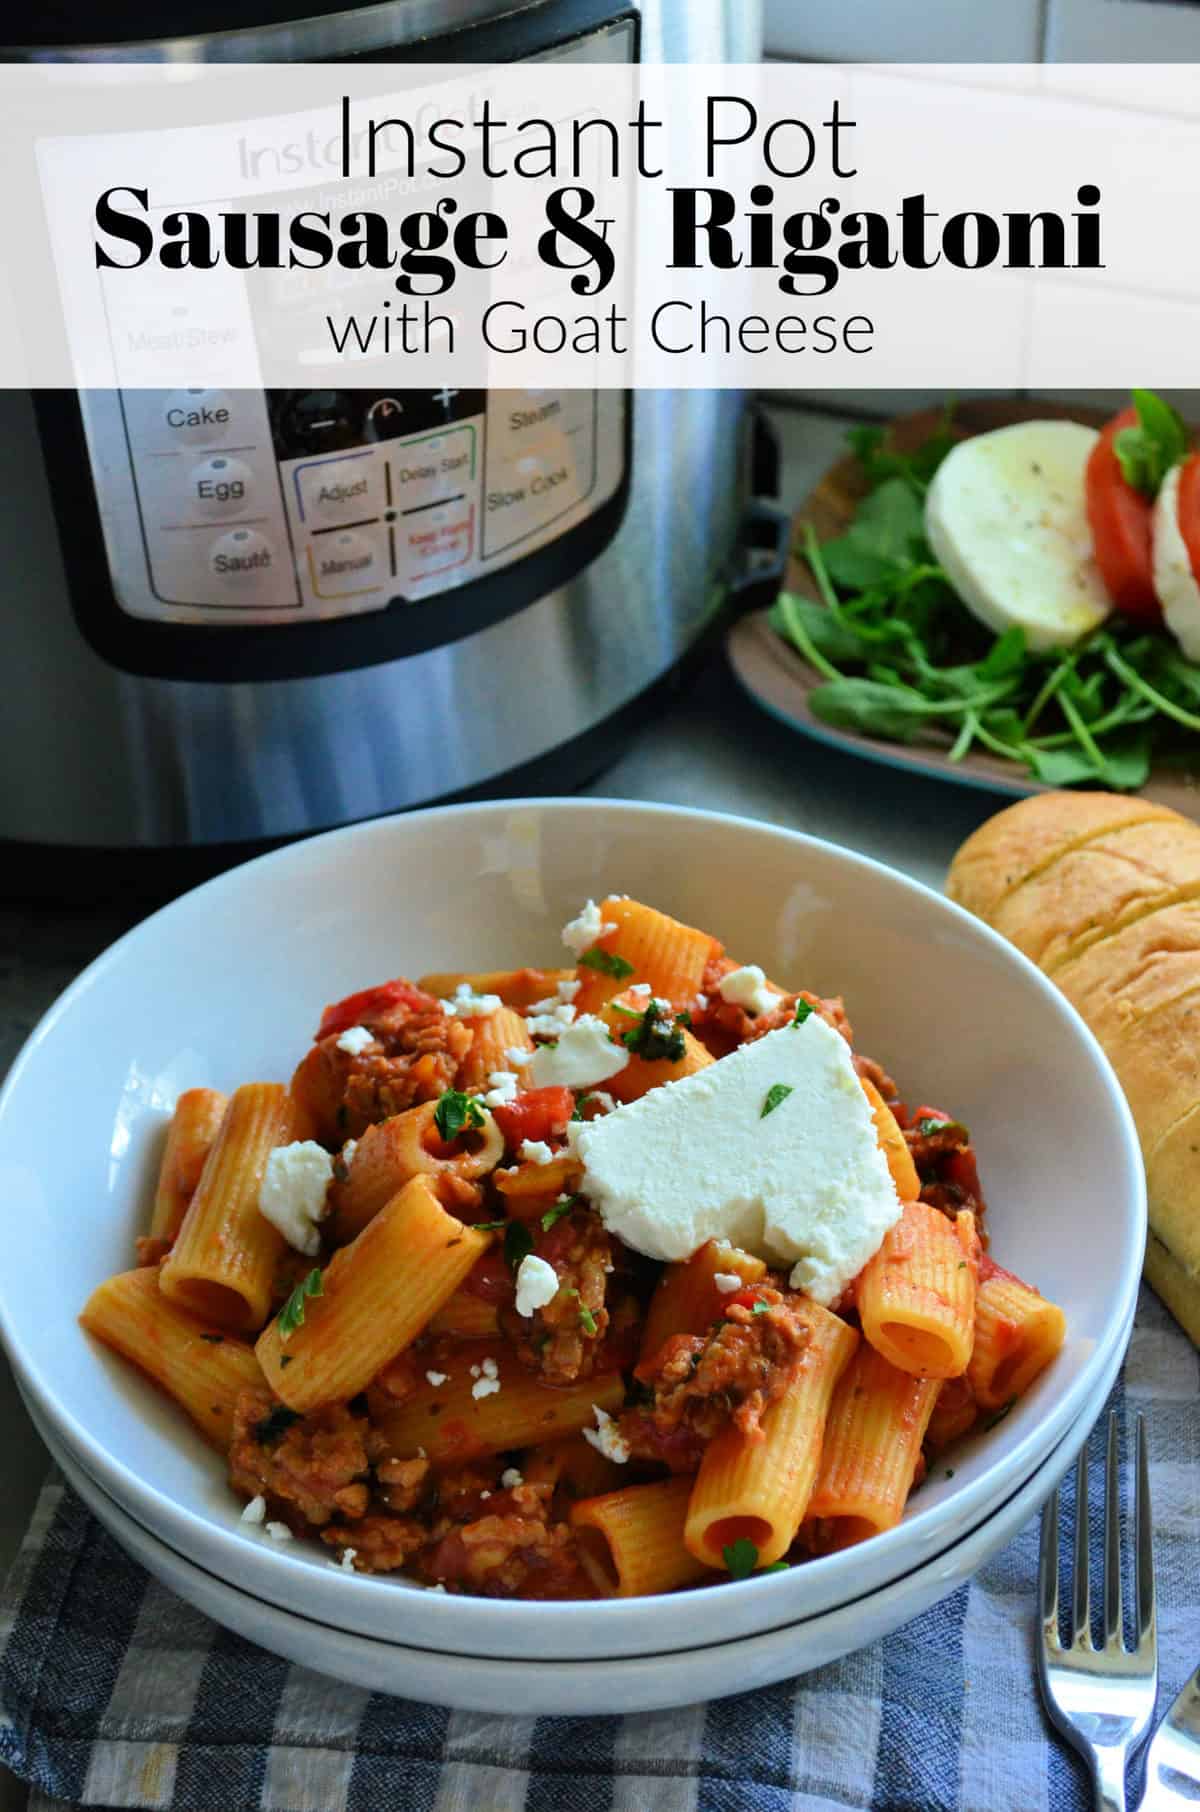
[562,899,617,956]
[713,1272,743,1294]
[479,1490,491,1500]
[628,983,651,997]
[501,1468,523,1489]
[336,1024,375,1055]
[527,1015,630,1089]
[265,1521,293,1542]
[440,983,503,1018]
[505,1046,534,1068]
[426,1370,449,1388]
[340,1139,358,1168]
[241,1494,267,1525]
[519,1139,556,1166]
[329,1548,357,1572]
[717,964,778,1017]
[472,1376,501,1399]
[526,1002,579,1037]
[556,978,582,1002]
[428,1583,447,1593]
[481,1357,499,1378]
[484,1070,520,1106]
[514,1253,560,1317]
[695,993,708,1010]
[257,1141,334,1257]
[582,1405,630,1464]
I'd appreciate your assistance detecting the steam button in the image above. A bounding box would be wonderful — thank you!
[190,455,253,517]
[209,528,275,586]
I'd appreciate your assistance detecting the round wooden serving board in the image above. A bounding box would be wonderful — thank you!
[728,398,1200,817]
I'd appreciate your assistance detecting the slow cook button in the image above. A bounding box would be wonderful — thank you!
[293,452,381,526]
[309,528,385,598]
[189,455,253,516]
[209,528,276,587]
[161,388,235,444]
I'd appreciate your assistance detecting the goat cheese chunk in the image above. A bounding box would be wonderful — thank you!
[258,1140,334,1257]
[514,1253,560,1317]
[527,1014,630,1089]
[575,1018,900,1306]
[335,1024,375,1055]
[562,899,616,956]
[440,983,502,1018]
[582,1405,630,1464]
[717,964,779,1016]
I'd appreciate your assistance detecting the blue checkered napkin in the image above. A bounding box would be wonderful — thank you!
[3,1286,1197,1812]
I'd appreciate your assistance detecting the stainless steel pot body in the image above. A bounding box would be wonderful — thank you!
[0,0,759,848]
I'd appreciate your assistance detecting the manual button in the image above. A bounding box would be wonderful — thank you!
[309,528,386,598]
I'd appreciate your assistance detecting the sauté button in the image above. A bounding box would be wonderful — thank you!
[190,455,253,516]
[209,528,275,586]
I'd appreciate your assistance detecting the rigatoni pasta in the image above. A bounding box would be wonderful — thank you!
[82,889,1063,1599]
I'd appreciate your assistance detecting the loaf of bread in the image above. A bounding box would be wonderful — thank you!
[947,790,1200,1345]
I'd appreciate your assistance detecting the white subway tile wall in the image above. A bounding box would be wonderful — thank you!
[763,0,1042,63]
[1046,0,1200,62]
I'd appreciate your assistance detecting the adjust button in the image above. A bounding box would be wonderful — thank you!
[293,451,381,526]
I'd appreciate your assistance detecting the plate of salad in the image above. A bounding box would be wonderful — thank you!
[728,393,1200,807]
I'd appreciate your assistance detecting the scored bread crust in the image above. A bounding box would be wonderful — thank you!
[946,789,1200,1343]
[945,791,1175,925]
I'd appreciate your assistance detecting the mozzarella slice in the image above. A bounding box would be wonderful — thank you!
[1153,462,1200,660]
[925,421,1110,652]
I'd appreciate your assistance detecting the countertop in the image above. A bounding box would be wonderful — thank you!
[0,403,1003,1810]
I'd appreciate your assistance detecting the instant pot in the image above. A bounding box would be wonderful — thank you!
[0,0,763,865]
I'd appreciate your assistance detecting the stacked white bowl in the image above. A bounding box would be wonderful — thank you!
[0,802,1145,1715]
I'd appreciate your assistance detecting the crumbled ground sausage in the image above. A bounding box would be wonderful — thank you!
[229,1391,370,1528]
[501,1207,611,1385]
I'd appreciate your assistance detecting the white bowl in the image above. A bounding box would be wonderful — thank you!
[28,1304,1129,1716]
[0,800,1145,1665]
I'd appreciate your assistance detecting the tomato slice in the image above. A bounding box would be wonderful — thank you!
[1175,451,1200,586]
[1085,407,1161,625]
[490,1087,575,1149]
[316,978,437,1041]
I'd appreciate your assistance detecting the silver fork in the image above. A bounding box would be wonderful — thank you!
[1037,1411,1157,1812]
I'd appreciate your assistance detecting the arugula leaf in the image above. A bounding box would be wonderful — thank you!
[975,626,1028,681]
[278,1268,323,1341]
[769,593,863,666]
[254,1404,301,1446]
[540,1195,579,1231]
[579,947,635,980]
[761,1083,794,1119]
[722,1537,760,1580]
[792,999,814,1027]
[504,1221,535,1272]
[434,1088,485,1143]
[621,1001,687,1063]
[847,411,957,494]
[818,479,926,590]
[1113,389,1189,498]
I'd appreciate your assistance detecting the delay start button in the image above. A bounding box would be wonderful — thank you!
[209,527,275,586]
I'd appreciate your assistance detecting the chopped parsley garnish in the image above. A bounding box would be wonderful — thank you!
[504,1220,535,1272]
[578,1303,599,1336]
[541,1195,579,1231]
[579,947,635,980]
[620,1000,688,1063]
[434,1088,486,1143]
[915,1115,969,1142]
[279,1355,293,1368]
[751,1300,771,1316]
[792,999,814,1027]
[763,1561,790,1574]
[254,1404,301,1446]
[278,1268,323,1340]
[983,1399,1016,1432]
[472,1219,508,1232]
[761,1083,793,1119]
[198,1333,223,1344]
[571,1092,591,1122]
[944,1468,955,1479]
[722,1537,761,1579]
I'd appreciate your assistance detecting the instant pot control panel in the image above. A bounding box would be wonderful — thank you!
[87,383,621,622]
